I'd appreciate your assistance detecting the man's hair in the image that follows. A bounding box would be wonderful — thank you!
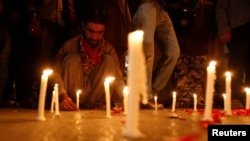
[81,4,109,27]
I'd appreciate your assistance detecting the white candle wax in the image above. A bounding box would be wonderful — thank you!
[225,71,232,115]
[37,69,53,121]
[154,96,158,111]
[123,86,129,115]
[54,83,60,115]
[76,89,81,109]
[193,94,197,112]
[202,61,216,121]
[104,77,115,118]
[123,30,146,138]
[222,93,227,111]
[171,91,177,112]
[50,90,55,113]
[244,87,250,109]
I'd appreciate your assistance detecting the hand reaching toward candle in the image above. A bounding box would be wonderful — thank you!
[59,94,79,111]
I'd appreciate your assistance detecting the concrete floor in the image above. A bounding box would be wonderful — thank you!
[0,108,249,141]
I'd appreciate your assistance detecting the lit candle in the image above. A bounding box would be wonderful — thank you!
[104,77,115,118]
[76,90,81,109]
[202,61,216,121]
[54,83,60,115]
[171,91,177,112]
[37,69,53,121]
[222,93,227,111]
[154,96,158,111]
[50,90,55,113]
[244,87,250,109]
[123,30,147,138]
[225,71,232,115]
[193,93,197,112]
[123,86,129,115]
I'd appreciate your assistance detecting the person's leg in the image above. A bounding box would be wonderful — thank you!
[152,13,180,95]
[60,53,88,104]
[83,54,122,108]
[227,23,250,104]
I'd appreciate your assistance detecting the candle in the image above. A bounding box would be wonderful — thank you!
[202,61,216,121]
[193,94,197,112]
[76,90,81,109]
[244,87,250,109]
[123,30,147,138]
[171,91,177,112]
[50,90,55,113]
[222,93,227,111]
[123,86,129,115]
[104,76,115,118]
[225,71,232,115]
[54,83,60,115]
[37,69,53,121]
[154,96,158,111]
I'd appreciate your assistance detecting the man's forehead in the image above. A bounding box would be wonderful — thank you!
[86,22,106,31]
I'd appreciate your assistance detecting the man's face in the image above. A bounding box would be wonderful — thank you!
[83,22,106,47]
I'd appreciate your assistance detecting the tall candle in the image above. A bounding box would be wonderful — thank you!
[50,90,55,113]
[76,90,81,109]
[244,87,250,109]
[193,94,197,112]
[225,71,232,115]
[222,93,227,111]
[104,77,115,118]
[171,91,177,112]
[123,86,129,115]
[123,30,147,138]
[202,61,216,121]
[37,69,53,121]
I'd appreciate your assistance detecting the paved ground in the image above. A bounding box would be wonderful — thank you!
[0,108,249,141]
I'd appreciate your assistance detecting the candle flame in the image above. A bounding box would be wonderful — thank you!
[129,30,144,41]
[193,93,197,98]
[123,86,129,95]
[222,93,226,99]
[76,90,81,96]
[245,87,250,93]
[209,61,216,66]
[225,71,231,77]
[173,91,176,98]
[154,96,157,101]
[105,76,115,83]
[43,69,53,76]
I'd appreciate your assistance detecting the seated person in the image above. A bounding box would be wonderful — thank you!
[51,6,125,111]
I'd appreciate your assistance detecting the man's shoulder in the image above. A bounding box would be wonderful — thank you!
[66,35,81,44]
[62,35,81,47]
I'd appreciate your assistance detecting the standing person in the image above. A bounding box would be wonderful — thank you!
[51,5,125,111]
[132,0,180,109]
[215,0,250,106]
[9,0,81,108]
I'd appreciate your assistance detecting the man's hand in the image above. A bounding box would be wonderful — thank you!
[219,31,232,44]
[59,95,79,111]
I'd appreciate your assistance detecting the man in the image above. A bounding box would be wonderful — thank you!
[132,0,180,109]
[51,6,125,111]
[216,0,250,107]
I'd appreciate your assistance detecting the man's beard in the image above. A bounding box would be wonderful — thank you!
[87,39,101,48]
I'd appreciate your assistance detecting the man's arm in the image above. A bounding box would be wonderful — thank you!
[215,0,231,43]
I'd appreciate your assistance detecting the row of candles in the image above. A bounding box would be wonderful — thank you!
[36,30,250,138]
